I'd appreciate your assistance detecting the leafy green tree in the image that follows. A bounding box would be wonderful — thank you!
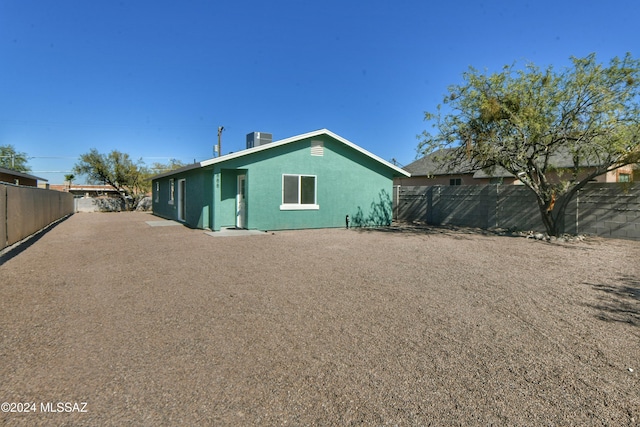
[73,149,147,209]
[148,158,186,175]
[0,145,30,172]
[138,158,187,193]
[419,53,640,236]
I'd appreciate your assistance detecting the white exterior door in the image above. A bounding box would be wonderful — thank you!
[236,174,246,228]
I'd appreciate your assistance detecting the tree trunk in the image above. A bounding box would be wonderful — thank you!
[536,197,563,237]
[538,190,579,237]
[538,204,556,236]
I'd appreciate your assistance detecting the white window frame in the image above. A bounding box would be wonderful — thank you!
[169,179,175,205]
[155,182,160,203]
[280,174,319,210]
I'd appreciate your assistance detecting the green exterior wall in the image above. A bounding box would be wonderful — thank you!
[152,167,213,229]
[214,168,246,228]
[152,134,399,231]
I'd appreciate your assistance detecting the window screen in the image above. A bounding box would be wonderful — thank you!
[283,175,316,205]
[300,176,316,204]
[283,175,299,204]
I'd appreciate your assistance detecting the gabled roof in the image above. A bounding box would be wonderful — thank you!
[404,148,474,177]
[406,146,622,179]
[152,129,410,179]
[0,166,48,182]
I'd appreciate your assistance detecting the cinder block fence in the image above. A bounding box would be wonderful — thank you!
[395,183,640,240]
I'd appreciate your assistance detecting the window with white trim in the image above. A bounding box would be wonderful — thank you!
[169,179,175,204]
[280,174,319,210]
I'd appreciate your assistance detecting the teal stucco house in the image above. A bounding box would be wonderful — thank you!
[151,129,410,231]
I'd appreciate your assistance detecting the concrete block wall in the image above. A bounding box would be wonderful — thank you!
[74,197,126,212]
[395,186,429,222]
[431,185,495,228]
[397,185,497,227]
[75,197,98,212]
[574,184,640,239]
[496,186,543,231]
[396,183,640,240]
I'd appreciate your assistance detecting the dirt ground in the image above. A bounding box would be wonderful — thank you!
[1,212,638,426]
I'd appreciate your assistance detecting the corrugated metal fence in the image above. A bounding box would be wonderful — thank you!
[395,183,640,240]
[0,183,74,250]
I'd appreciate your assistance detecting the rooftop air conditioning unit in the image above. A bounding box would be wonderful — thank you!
[246,132,272,149]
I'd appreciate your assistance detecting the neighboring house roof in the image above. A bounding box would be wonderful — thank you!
[406,147,629,179]
[50,184,120,193]
[404,148,474,177]
[152,129,411,180]
[0,166,48,182]
[404,148,513,178]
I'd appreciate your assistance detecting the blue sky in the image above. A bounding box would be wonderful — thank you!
[1,0,638,184]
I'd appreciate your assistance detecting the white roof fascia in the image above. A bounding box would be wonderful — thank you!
[200,128,410,177]
[151,163,202,180]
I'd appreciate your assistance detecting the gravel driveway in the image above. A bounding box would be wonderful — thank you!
[1,212,638,425]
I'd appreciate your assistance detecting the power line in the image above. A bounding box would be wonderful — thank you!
[0,118,215,131]
[28,156,79,159]
[26,155,206,162]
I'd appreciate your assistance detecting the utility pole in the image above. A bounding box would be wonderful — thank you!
[217,126,225,157]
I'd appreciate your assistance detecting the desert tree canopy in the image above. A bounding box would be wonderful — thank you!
[419,53,640,236]
[73,149,148,208]
[73,150,191,209]
[0,144,30,172]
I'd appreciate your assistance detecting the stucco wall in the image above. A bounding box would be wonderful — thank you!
[152,168,213,229]
[1,183,74,250]
[211,135,395,231]
[395,165,635,187]
[0,173,38,187]
[152,135,398,231]
[396,174,497,187]
[0,185,6,248]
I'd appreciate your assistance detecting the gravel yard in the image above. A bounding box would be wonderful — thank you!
[1,212,639,425]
